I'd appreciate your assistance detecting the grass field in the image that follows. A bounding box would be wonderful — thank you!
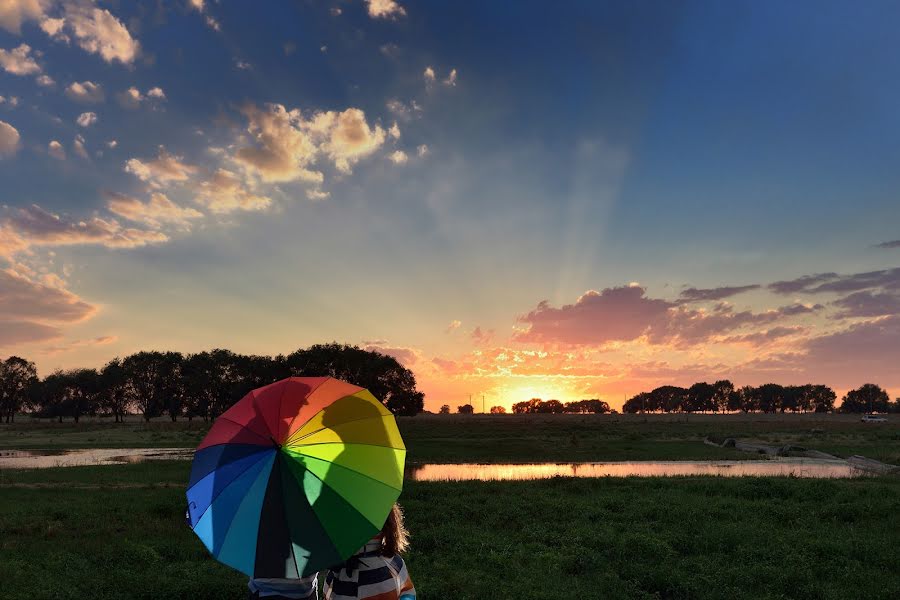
[0,462,898,600]
[1,415,898,599]
[2,413,897,464]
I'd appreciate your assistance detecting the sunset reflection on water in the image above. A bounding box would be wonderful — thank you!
[405,460,866,481]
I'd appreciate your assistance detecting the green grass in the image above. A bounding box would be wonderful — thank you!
[1,464,898,599]
[4,413,898,464]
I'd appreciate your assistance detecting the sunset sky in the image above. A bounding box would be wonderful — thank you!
[1,0,899,411]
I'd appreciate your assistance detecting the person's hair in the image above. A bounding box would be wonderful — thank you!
[380,503,409,556]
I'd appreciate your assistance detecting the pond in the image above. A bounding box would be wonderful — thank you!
[404,460,868,480]
[0,449,868,478]
[0,448,193,468]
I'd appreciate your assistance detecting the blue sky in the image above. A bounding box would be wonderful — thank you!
[1,0,899,409]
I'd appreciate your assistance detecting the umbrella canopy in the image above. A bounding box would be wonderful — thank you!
[186,377,406,578]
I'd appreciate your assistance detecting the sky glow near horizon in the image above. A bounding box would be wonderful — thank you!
[1,0,900,411]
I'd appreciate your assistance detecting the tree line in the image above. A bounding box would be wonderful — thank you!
[0,343,425,423]
[622,380,900,414]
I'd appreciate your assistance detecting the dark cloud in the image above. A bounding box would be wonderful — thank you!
[679,284,760,302]
[831,291,900,318]
[0,320,61,346]
[720,326,806,346]
[876,240,900,249]
[0,269,96,323]
[769,268,900,295]
[803,315,900,384]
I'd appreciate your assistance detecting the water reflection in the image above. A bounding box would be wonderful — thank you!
[0,448,193,468]
[405,460,867,481]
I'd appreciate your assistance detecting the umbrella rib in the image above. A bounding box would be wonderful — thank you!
[284,449,404,492]
[279,378,335,443]
[284,413,394,447]
[208,453,276,558]
[189,448,274,528]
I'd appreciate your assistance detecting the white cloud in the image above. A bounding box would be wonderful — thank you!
[0,120,21,157]
[73,134,88,158]
[389,122,400,139]
[106,191,203,229]
[48,140,65,159]
[39,16,65,39]
[116,86,142,108]
[76,111,97,127]
[330,7,342,16]
[65,80,104,103]
[106,139,117,148]
[0,96,20,107]
[194,168,272,213]
[305,188,329,200]
[0,43,41,75]
[235,59,251,70]
[62,2,139,64]
[147,87,165,99]
[35,73,54,86]
[366,0,406,19]
[444,68,457,86]
[388,150,407,165]
[125,146,197,188]
[0,0,45,34]
[423,66,435,83]
[416,144,429,157]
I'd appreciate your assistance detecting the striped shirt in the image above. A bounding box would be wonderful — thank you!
[324,539,416,600]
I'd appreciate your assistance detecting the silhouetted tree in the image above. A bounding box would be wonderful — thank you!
[65,368,101,423]
[686,382,716,413]
[623,392,651,413]
[100,358,129,422]
[0,356,37,422]
[841,384,890,413]
[457,404,474,414]
[712,380,735,413]
[489,405,506,414]
[287,343,423,416]
[439,404,450,415]
[564,399,610,414]
[807,385,836,413]
[122,351,184,421]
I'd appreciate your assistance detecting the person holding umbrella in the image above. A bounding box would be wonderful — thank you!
[185,378,416,600]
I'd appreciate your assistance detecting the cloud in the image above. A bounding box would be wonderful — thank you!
[235,103,386,182]
[194,168,272,213]
[305,188,329,200]
[366,0,406,19]
[446,319,462,332]
[720,326,807,347]
[106,191,203,229]
[41,334,117,355]
[65,80,104,103]
[0,43,41,75]
[832,290,900,318]
[423,66,435,83]
[0,95,20,106]
[362,342,420,367]
[0,319,61,346]
[35,73,54,86]
[803,315,900,384]
[876,240,900,249]
[59,2,140,65]
[679,284,760,302]
[39,16,64,38]
[515,286,821,347]
[72,134,87,158]
[388,122,400,139]
[386,98,422,119]
[48,140,65,159]
[417,144,429,157]
[0,120,21,157]
[0,267,95,324]
[125,146,197,188]
[769,268,900,295]
[443,68,457,86]
[116,86,164,108]
[515,286,674,345]
[235,59,251,70]
[0,0,45,34]
[76,111,97,127]
[1,204,168,256]
[471,326,495,345]
[388,150,407,165]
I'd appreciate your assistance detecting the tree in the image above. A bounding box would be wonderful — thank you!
[841,384,890,413]
[489,405,506,414]
[287,343,423,416]
[122,351,184,421]
[457,404,474,414]
[100,358,129,422]
[539,399,565,414]
[712,380,735,413]
[439,404,450,415]
[755,384,785,413]
[623,392,652,414]
[0,356,37,422]
[808,385,836,413]
[686,382,716,413]
[564,399,610,414]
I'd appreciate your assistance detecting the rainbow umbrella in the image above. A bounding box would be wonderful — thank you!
[186,377,406,577]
